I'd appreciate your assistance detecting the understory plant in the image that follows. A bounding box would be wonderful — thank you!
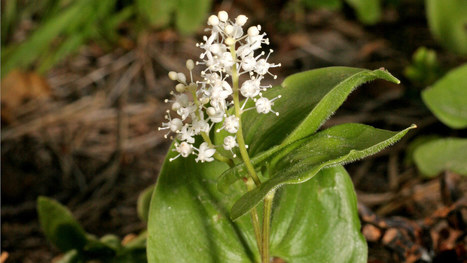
[148,11,414,263]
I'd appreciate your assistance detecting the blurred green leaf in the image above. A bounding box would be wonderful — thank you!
[37,196,88,252]
[231,123,415,220]
[345,0,382,25]
[137,185,155,223]
[100,234,122,251]
[136,0,176,27]
[404,135,441,166]
[422,64,467,129]
[404,47,442,87]
[55,250,83,263]
[413,138,467,177]
[176,0,212,34]
[426,0,467,55]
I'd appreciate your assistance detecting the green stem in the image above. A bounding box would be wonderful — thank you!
[229,44,261,187]
[262,190,275,263]
[246,178,263,258]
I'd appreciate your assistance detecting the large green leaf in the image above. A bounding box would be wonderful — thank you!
[413,138,467,177]
[147,149,366,262]
[426,0,467,55]
[216,67,399,190]
[230,123,415,220]
[422,64,467,129]
[37,196,88,252]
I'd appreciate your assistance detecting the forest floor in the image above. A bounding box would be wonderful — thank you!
[2,1,466,262]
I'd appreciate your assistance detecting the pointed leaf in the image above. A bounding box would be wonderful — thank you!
[217,67,400,190]
[422,64,467,129]
[231,123,415,220]
[413,138,467,177]
[37,196,88,252]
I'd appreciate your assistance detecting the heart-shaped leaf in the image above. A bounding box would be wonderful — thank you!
[422,63,467,129]
[37,196,88,252]
[230,123,415,220]
[217,67,400,190]
[413,138,467,177]
[147,150,366,262]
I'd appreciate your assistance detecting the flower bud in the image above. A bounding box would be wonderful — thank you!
[247,26,259,36]
[235,15,248,26]
[208,15,219,26]
[175,83,186,93]
[225,25,234,35]
[177,72,186,83]
[186,59,194,70]
[168,71,177,80]
[218,11,228,22]
[225,37,235,46]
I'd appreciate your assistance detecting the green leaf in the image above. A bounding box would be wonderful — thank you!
[217,67,400,190]
[176,0,212,35]
[413,138,467,177]
[230,123,415,220]
[137,184,155,223]
[422,64,467,129]
[426,0,467,55]
[136,0,176,27]
[37,196,88,252]
[345,0,382,25]
[147,150,366,262]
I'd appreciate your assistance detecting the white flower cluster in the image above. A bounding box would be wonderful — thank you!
[160,11,281,163]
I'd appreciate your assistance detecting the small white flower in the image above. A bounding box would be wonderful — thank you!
[255,97,272,113]
[178,142,193,157]
[163,11,281,163]
[179,124,195,143]
[196,142,216,163]
[207,107,224,123]
[241,78,261,98]
[223,136,238,150]
[192,114,210,134]
[223,115,240,134]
